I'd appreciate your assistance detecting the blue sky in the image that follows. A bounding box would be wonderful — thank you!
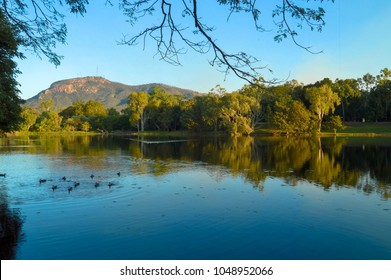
[16,0,391,100]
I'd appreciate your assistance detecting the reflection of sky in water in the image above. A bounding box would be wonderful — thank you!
[0,136,391,259]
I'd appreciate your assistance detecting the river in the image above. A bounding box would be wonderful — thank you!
[0,135,390,259]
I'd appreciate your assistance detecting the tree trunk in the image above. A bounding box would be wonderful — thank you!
[141,111,147,132]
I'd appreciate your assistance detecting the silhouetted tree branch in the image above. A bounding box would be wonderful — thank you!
[119,0,333,83]
[1,0,334,82]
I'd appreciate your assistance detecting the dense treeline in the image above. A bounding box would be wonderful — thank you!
[17,68,391,135]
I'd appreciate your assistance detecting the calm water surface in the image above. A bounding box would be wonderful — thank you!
[0,135,391,259]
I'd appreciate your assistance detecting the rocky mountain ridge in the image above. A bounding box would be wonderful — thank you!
[25,76,201,111]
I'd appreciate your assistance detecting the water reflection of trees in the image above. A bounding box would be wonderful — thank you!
[3,135,391,198]
[0,186,23,259]
[127,136,391,198]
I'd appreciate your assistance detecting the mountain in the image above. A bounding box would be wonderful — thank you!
[24,76,201,111]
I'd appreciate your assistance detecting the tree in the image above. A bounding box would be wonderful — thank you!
[128,92,149,132]
[18,106,39,131]
[220,92,253,135]
[1,0,333,83]
[239,82,266,129]
[324,115,345,134]
[34,111,63,132]
[63,117,82,132]
[83,100,107,117]
[358,73,376,93]
[200,93,222,132]
[272,93,312,134]
[144,86,183,131]
[333,79,360,121]
[373,68,391,121]
[180,97,200,131]
[0,9,24,134]
[39,98,54,112]
[305,84,340,132]
[59,100,85,119]
[361,69,391,122]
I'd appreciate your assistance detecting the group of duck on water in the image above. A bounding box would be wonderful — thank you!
[37,172,121,193]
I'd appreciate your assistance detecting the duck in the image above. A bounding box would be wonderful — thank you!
[90,174,95,179]
[0,173,6,177]
[117,172,121,177]
[108,182,114,188]
[74,182,80,187]
[39,179,47,184]
[94,182,100,188]
[68,186,73,192]
[62,176,67,181]
[52,185,58,191]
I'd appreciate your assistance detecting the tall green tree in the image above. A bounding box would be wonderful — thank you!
[201,93,222,132]
[34,111,63,132]
[333,78,360,121]
[128,91,149,132]
[239,83,266,129]
[0,10,24,134]
[305,84,340,132]
[39,98,54,112]
[180,97,202,131]
[83,100,108,117]
[369,68,391,121]
[273,96,312,134]
[18,106,39,132]
[220,92,253,135]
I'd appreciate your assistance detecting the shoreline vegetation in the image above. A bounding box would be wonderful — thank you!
[2,69,391,137]
[5,122,391,138]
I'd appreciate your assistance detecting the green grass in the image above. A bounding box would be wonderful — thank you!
[8,122,391,138]
[6,131,99,137]
[341,122,391,134]
[254,122,391,137]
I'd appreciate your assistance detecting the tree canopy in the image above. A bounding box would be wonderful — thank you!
[1,0,334,83]
[0,9,24,134]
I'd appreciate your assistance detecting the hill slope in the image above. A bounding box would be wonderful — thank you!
[25,76,201,111]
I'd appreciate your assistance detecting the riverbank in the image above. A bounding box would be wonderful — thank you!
[4,122,391,138]
[5,131,99,137]
[253,122,391,137]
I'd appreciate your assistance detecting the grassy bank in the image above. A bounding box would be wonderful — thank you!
[5,122,391,138]
[254,122,391,137]
[5,131,99,137]
[340,122,391,135]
